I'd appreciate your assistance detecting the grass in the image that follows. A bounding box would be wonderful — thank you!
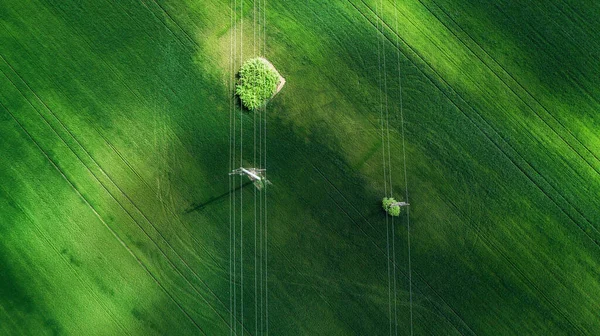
[0,0,599,335]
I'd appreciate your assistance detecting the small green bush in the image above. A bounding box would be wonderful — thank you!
[388,204,401,217]
[382,197,401,217]
[236,58,279,110]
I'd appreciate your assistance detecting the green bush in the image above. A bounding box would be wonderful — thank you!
[382,197,401,217]
[388,204,401,217]
[236,58,279,110]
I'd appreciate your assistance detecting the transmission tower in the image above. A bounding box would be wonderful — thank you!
[230,167,271,190]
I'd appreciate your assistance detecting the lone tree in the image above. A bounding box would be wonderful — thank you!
[236,58,280,110]
[382,197,408,217]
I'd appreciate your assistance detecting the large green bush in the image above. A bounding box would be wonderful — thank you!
[236,58,279,110]
[382,197,401,217]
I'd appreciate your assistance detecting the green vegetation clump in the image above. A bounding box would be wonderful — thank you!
[236,58,279,110]
[382,197,401,217]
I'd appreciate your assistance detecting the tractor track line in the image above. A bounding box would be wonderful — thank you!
[492,0,600,108]
[313,164,475,335]
[0,184,133,336]
[442,193,591,334]
[425,0,600,177]
[0,100,207,335]
[0,7,226,276]
[349,2,589,332]
[347,3,593,332]
[0,291,26,335]
[355,0,600,231]
[0,63,236,332]
[325,186,469,336]
[45,1,229,269]
[348,0,600,245]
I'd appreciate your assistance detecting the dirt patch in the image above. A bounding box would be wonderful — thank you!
[257,57,286,97]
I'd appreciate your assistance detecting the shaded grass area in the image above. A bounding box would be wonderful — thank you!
[357,0,600,332]
[0,0,598,335]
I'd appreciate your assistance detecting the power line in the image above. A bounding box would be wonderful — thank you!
[253,1,259,334]
[240,0,244,328]
[381,1,399,333]
[263,0,269,334]
[375,1,394,335]
[231,0,238,333]
[391,0,413,334]
[229,0,235,334]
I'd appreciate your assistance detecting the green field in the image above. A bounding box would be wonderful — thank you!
[1,0,600,335]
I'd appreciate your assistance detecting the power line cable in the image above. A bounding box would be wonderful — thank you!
[263,1,269,333]
[391,1,413,334]
[232,0,238,333]
[239,0,245,331]
[229,0,235,334]
[375,1,394,335]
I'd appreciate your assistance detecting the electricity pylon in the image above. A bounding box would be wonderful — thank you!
[230,167,271,190]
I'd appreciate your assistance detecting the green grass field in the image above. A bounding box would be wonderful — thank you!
[1,0,600,334]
